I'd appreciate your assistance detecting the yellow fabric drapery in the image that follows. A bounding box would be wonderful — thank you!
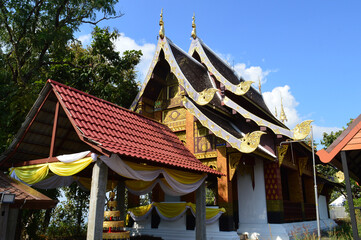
[123,160,205,185]
[188,203,226,220]
[127,202,226,222]
[164,168,206,185]
[154,202,188,219]
[12,164,49,185]
[126,179,155,192]
[11,157,93,185]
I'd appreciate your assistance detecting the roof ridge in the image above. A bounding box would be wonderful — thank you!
[47,79,168,128]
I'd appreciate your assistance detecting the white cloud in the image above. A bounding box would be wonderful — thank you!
[312,125,342,143]
[113,33,156,82]
[263,85,301,128]
[215,52,274,88]
[78,34,92,46]
[234,63,273,85]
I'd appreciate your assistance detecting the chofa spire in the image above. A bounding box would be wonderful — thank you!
[280,97,288,123]
[191,13,197,39]
[159,9,165,39]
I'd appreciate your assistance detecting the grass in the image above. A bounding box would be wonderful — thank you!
[290,219,354,240]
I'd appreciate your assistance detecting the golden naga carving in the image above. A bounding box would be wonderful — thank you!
[292,120,313,140]
[239,131,266,153]
[196,88,218,105]
[277,145,289,166]
[191,13,197,39]
[159,9,165,39]
[234,81,254,95]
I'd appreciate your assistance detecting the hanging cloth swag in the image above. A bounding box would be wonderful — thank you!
[10,151,95,185]
[9,152,207,196]
[127,202,226,225]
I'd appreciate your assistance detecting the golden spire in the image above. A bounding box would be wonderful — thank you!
[191,13,197,39]
[258,76,262,94]
[280,97,288,123]
[159,9,165,39]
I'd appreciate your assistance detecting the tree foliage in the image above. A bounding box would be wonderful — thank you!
[1,1,143,239]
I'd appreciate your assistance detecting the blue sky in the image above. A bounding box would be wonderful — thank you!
[76,1,361,147]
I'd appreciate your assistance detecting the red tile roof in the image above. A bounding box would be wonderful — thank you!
[0,172,57,209]
[49,80,220,175]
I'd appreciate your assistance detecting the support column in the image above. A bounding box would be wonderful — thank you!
[341,151,359,240]
[217,146,234,231]
[6,208,19,240]
[117,180,126,221]
[87,160,108,240]
[196,180,206,240]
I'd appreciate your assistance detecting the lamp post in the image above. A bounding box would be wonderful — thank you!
[279,126,320,239]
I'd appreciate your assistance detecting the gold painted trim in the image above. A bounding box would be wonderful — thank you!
[183,97,265,154]
[102,231,130,239]
[224,96,313,140]
[103,220,125,228]
[104,211,121,218]
[188,39,253,96]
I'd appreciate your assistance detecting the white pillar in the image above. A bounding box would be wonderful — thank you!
[87,159,108,240]
[237,158,267,224]
[196,180,206,240]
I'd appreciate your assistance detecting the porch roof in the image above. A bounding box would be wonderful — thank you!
[317,114,361,182]
[0,80,220,176]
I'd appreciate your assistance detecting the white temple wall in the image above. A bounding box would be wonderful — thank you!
[319,195,329,220]
[237,158,267,224]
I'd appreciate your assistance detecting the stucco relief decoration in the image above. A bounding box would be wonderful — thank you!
[277,145,289,166]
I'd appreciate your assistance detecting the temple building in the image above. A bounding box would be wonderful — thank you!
[128,12,337,239]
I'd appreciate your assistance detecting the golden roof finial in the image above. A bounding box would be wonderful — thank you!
[258,76,262,94]
[159,9,165,39]
[191,13,197,39]
[280,97,288,123]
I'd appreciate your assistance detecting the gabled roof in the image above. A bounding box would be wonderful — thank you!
[317,114,361,181]
[0,80,220,176]
[0,172,57,209]
[189,38,284,127]
[130,36,276,158]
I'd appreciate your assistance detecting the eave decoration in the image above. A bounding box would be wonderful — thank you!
[298,157,308,176]
[183,97,265,154]
[277,145,289,166]
[223,96,313,141]
[189,39,253,96]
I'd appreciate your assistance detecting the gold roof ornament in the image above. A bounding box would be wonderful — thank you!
[196,88,218,105]
[235,80,254,95]
[191,13,197,39]
[258,77,262,94]
[239,131,266,153]
[280,97,288,123]
[292,120,313,140]
[159,9,165,39]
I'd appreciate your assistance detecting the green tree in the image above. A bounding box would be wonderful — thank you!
[1,1,143,238]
